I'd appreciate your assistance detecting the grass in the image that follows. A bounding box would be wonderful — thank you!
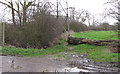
[1,39,68,57]
[68,44,119,62]
[1,30,119,62]
[74,31,118,40]
[73,30,119,62]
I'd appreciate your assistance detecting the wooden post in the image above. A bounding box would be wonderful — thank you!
[66,0,70,37]
[2,23,5,46]
[0,23,2,46]
[56,0,59,18]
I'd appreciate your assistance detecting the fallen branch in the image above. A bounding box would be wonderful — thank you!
[67,37,119,46]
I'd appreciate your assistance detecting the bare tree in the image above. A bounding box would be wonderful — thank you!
[0,0,33,25]
[85,10,91,26]
[15,1,22,25]
[105,0,120,22]
[20,0,33,25]
[75,9,91,25]
[0,0,16,25]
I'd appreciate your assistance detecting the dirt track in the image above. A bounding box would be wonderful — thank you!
[1,52,120,72]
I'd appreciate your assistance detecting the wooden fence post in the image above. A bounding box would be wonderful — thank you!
[2,22,5,46]
[0,23,2,46]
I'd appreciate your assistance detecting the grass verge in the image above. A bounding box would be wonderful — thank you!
[1,39,68,57]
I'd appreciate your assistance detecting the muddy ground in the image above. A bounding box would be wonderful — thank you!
[1,52,120,72]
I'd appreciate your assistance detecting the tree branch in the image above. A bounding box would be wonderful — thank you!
[0,1,18,13]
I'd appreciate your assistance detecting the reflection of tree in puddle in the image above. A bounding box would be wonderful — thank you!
[10,59,22,70]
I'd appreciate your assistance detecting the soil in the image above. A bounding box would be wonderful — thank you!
[66,53,119,72]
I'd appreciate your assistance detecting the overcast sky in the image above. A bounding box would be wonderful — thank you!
[0,0,118,25]
[52,0,107,14]
[51,0,117,25]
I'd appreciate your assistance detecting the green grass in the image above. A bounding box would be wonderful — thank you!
[1,39,68,57]
[1,46,67,57]
[68,44,119,62]
[73,30,119,62]
[74,31,118,40]
[1,31,119,62]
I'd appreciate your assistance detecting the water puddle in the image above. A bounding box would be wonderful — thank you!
[62,67,95,72]
[2,56,67,72]
[1,53,120,72]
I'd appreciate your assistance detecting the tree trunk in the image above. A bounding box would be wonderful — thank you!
[23,8,27,25]
[67,37,119,46]
[11,1,16,25]
[11,7,16,25]
[18,12,22,25]
[23,6,26,25]
[16,2,22,25]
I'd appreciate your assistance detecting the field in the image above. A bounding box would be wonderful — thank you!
[1,31,119,62]
[74,31,118,40]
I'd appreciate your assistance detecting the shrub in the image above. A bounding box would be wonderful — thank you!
[65,21,88,32]
[5,13,64,49]
[89,22,118,31]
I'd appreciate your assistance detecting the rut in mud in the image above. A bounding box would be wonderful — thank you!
[66,53,119,72]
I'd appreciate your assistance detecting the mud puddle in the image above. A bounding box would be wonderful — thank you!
[1,52,120,72]
[2,56,67,72]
